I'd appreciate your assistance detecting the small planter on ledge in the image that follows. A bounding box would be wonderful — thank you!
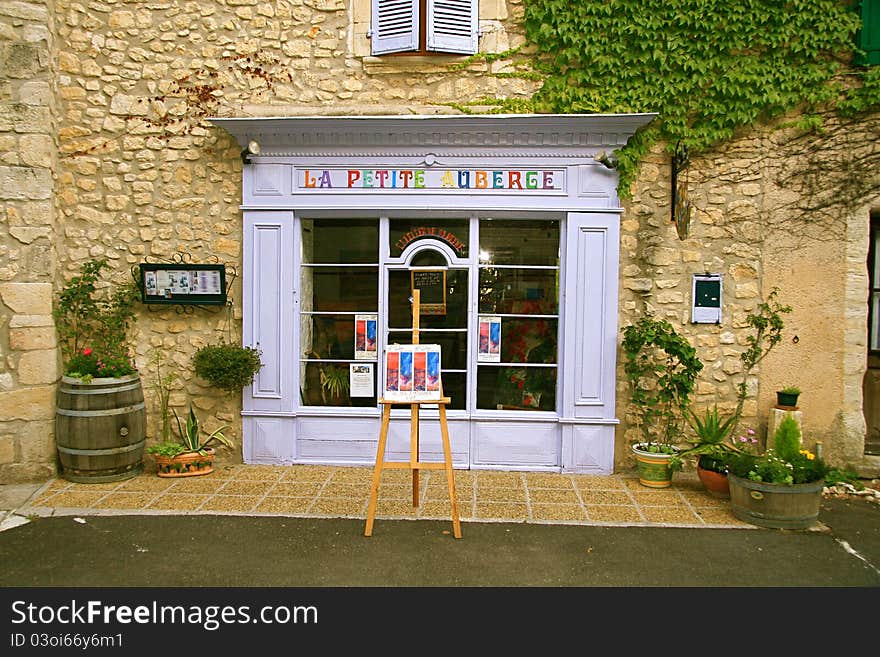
[775,387,801,409]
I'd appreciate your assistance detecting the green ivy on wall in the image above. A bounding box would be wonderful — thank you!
[461,0,880,195]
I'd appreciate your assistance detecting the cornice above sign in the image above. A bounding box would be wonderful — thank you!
[209,113,657,158]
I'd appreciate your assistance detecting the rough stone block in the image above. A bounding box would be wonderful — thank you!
[0,282,52,314]
[18,349,58,384]
[9,325,56,350]
[0,385,55,421]
[0,435,14,464]
[19,421,55,461]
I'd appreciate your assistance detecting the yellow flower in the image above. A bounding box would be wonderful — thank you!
[799,449,815,460]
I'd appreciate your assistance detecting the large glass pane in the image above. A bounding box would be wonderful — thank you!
[300,361,377,407]
[437,371,466,410]
[389,218,469,258]
[388,268,468,329]
[496,318,558,364]
[301,267,378,312]
[479,219,559,266]
[301,315,359,360]
[301,218,378,264]
[387,330,468,369]
[479,268,559,314]
[477,366,557,411]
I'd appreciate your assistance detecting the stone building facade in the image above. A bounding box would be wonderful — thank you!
[1,0,878,483]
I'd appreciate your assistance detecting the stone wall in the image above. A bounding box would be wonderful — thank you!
[0,0,59,483]
[618,119,880,476]
[44,0,534,477]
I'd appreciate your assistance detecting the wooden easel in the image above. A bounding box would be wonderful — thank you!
[364,289,462,539]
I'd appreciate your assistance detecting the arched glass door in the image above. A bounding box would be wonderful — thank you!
[385,248,469,410]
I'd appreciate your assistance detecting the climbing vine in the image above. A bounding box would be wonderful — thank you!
[458,0,880,197]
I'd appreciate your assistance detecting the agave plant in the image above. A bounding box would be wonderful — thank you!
[677,404,742,471]
[172,405,233,454]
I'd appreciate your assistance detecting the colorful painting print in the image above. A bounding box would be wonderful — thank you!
[479,320,489,354]
[386,351,399,391]
[399,350,413,391]
[478,316,502,362]
[365,318,377,352]
[355,314,378,360]
[384,344,442,401]
[356,319,366,352]
[489,319,500,354]
[414,351,426,391]
[426,351,440,392]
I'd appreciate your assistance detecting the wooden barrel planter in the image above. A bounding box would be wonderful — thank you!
[55,374,146,483]
[728,473,824,529]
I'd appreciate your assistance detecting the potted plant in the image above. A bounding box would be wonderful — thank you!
[621,316,703,487]
[727,414,829,529]
[680,404,743,498]
[319,364,351,406]
[147,405,233,477]
[776,385,801,409]
[53,258,145,483]
[193,340,263,395]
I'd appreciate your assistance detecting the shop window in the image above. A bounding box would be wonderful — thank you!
[476,219,560,412]
[370,0,479,56]
[300,219,379,407]
[856,0,880,66]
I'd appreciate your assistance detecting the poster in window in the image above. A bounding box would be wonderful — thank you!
[349,363,374,398]
[411,269,447,315]
[383,344,442,401]
[354,314,378,360]
[478,315,502,362]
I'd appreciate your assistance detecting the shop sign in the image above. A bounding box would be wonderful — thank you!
[297,168,565,192]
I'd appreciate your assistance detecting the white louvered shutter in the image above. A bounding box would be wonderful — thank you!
[427,0,478,54]
[371,0,420,55]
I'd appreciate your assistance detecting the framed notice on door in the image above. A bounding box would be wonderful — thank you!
[383,344,442,402]
[411,269,446,315]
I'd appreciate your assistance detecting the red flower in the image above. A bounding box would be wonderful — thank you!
[82,348,92,356]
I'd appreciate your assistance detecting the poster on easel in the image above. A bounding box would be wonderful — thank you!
[478,315,502,362]
[383,344,442,401]
[354,314,378,360]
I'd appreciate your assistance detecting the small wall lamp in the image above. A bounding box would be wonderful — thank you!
[594,150,618,170]
[241,139,261,163]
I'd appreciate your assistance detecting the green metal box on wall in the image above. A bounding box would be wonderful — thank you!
[856,0,880,66]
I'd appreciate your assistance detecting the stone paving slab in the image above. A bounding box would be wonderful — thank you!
[10,464,754,529]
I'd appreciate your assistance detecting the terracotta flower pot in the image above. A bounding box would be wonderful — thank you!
[155,448,215,478]
[697,464,730,499]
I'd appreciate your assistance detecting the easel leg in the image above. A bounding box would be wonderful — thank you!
[439,403,461,539]
[365,404,391,537]
[411,403,419,507]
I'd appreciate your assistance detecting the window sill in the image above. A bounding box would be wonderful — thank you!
[362,55,486,75]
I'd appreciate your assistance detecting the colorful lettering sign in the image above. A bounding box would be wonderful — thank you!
[297,168,565,192]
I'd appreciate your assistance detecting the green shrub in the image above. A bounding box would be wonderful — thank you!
[773,415,802,462]
[193,341,263,394]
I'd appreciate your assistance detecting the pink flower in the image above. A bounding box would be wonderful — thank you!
[82,348,92,356]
